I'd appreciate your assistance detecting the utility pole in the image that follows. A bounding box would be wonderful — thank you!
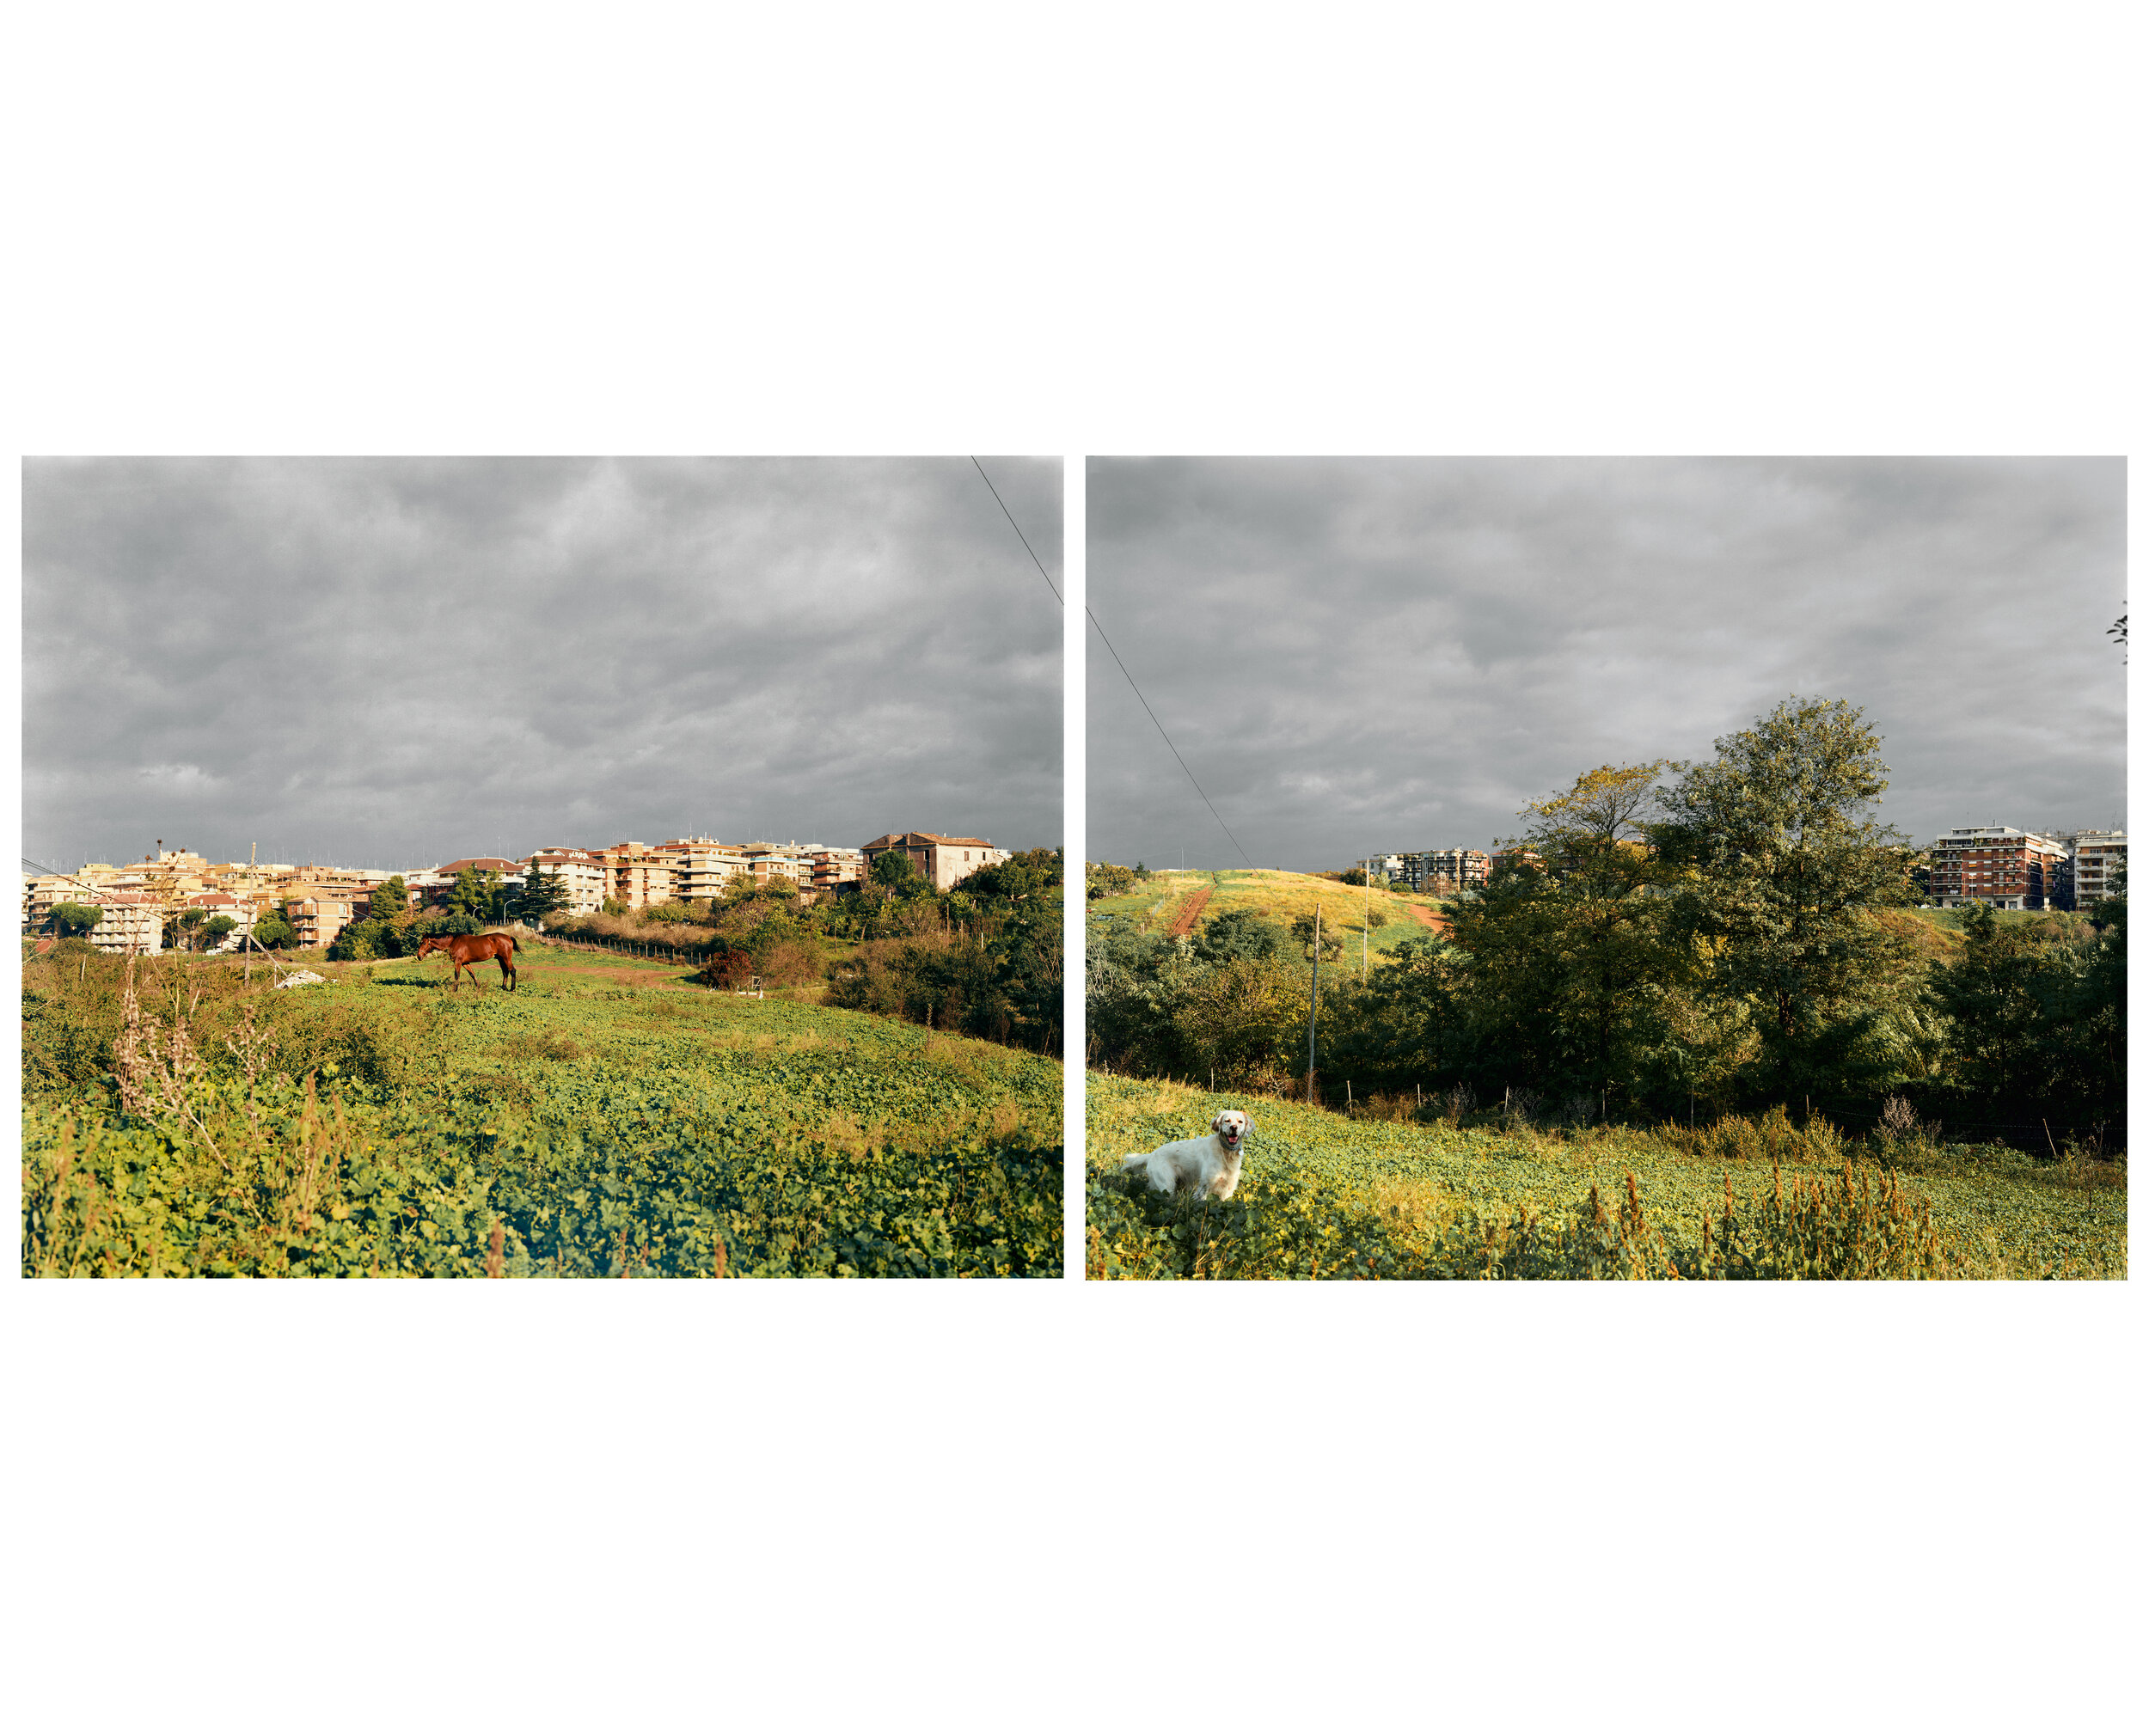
[242,842,261,983]
[1305,902,1321,1103]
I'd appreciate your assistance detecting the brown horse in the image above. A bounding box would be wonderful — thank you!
[417,931,518,992]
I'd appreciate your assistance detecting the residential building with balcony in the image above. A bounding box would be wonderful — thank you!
[661,838,750,902]
[76,891,165,955]
[287,894,362,951]
[524,848,613,915]
[807,846,867,895]
[1370,848,1493,894]
[1926,827,2072,909]
[599,843,677,909]
[739,841,814,889]
[2060,829,2127,909]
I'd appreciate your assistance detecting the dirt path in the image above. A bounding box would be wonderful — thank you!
[1402,903,1449,934]
[1164,886,1212,937]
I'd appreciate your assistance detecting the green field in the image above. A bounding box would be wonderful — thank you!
[1090,868,1444,963]
[22,941,1062,1278]
[1086,1071,2125,1280]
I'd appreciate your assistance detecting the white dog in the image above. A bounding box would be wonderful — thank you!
[1121,1109,1252,1201]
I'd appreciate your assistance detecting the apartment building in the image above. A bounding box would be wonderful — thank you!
[599,843,677,909]
[25,868,123,929]
[2060,829,2127,908]
[525,847,614,915]
[1363,848,1495,894]
[807,846,867,895]
[286,893,362,951]
[1926,827,2071,909]
[77,891,165,955]
[184,890,253,950]
[656,837,745,902]
[861,832,1013,893]
[738,840,815,890]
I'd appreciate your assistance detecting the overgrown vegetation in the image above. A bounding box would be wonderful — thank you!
[1089,699,2126,1157]
[1086,1075,2124,1280]
[324,847,1068,1056]
[823,849,1064,1054]
[21,944,1062,1278]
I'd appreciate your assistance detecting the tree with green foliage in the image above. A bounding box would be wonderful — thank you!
[511,869,571,926]
[1926,893,2125,1122]
[954,848,1062,905]
[872,850,928,896]
[252,914,297,950]
[447,867,513,923]
[201,914,237,949]
[1191,908,1284,965]
[369,876,409,920]
[1290,908,1344,962]
[1085,860,1136,901]
[48,902,102,938]
[445,867,485,920]
[1652,698,1920,1102]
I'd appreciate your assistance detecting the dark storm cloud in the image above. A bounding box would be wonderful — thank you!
[1087,457,2124,871]
[24,456,1061,870]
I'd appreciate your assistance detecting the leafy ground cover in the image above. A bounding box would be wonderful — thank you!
[1086,1071,2124,1280]
[21,942,1062,1278]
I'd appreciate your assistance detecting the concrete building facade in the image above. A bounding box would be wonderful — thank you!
[525,848,615,915]
[599,843,677,909]
[77,892,165,954]
[861,832,1012,893]
[808,846,867,895]
[661,838,750,902]
[1926,827,2072,909]
[2060,829,2127,908]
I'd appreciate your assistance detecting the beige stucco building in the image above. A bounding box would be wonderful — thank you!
[525,848,613,915]
[861,832,1013,893]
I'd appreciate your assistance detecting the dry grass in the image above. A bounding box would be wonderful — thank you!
[1136,868,1442,962]
[1362,1173,1462,1240]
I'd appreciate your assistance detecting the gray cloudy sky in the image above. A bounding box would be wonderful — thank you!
[23,456,1061,871]
[1087,457,2126,872]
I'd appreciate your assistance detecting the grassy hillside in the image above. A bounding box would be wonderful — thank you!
[22,941,1062,1278]
[1087,1071,2124,1280]
[1090,868,1445,963]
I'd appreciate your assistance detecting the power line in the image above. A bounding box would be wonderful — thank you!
[974,459,1258,872]
[970,456,1061,605]
[1084,609,1258,871]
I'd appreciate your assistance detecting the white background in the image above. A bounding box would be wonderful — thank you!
[8,3,2139,1730]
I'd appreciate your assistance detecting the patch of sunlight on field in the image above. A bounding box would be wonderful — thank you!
[1090,868,1442,959]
